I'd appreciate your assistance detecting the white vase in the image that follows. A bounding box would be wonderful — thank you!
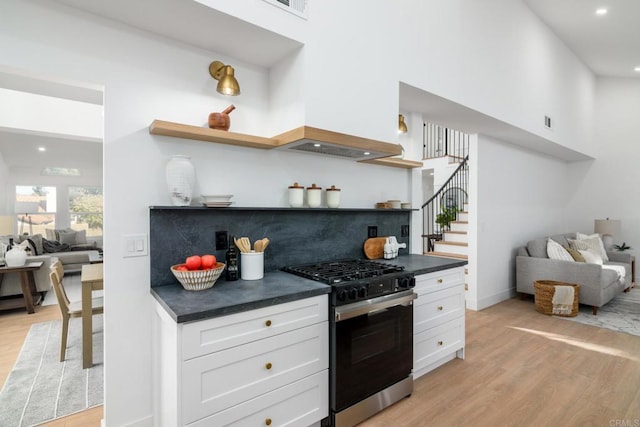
[165,155,196,206]
[5,247,27,267]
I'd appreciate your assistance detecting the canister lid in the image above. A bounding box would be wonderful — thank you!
[306,183,322,190]
[326,185,340,191]
[289,182,304,189]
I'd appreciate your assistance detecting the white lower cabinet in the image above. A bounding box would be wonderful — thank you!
[153,295,329,427]
[413,267,465,379]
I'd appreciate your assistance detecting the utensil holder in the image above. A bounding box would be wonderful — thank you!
[241,251,264,280]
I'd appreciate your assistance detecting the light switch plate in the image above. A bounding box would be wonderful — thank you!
[123,233,148,258]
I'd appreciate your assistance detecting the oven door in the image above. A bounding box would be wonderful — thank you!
[332,290,416,412]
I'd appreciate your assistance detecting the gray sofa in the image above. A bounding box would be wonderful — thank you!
[516,233,632,314]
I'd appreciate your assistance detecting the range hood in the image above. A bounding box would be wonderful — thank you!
[272,126,403,161]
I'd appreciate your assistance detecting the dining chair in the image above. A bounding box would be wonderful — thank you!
[49,269,104,362]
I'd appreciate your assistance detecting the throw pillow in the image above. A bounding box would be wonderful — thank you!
[45,229,56,241]
[579,249,603,265]
[576,233,609,262]
[564,246,585,262]
[16,239,35,256]
[59,231,78,246]
[74,229,87,244]
[547,238,574,262]
[18,234,44,255]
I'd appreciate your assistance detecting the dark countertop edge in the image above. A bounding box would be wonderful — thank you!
[395,254,468,275]
[149,206,412,212]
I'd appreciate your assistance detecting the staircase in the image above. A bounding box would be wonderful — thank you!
[430,203,469,260]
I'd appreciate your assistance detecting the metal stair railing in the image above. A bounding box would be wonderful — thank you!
[421,155,469,253]
[423,122,469,160]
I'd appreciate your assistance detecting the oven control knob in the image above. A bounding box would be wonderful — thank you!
[398,277,412,288]
[337,289,348,301]
[348,287,357,300]
[357,286,366,298]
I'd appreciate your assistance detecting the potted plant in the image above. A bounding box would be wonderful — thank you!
[435,205,458,231]
[613,242,632,251]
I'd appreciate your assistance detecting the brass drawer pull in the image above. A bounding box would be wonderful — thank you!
[437,278,443,283]
[265,362,272,370]
[437,306,443,311]
[265,418,272,426]
[265,319,272,327]
[438,341,443,346]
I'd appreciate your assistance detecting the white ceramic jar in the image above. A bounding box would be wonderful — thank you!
[5,246,27,267]
[307,183,322,208]
[326,185,341,208]
[288,182,304,207]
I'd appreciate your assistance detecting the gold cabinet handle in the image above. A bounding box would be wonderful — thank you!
[265,362,272,370]
[437,305,443,311]
[437,278,443,283]
[265,319,272,327]
[438,341,443,346]
[265,418,272,426]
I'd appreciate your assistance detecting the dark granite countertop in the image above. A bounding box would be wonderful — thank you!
[151,271,331,323]
[392,254,467,275]
[150,254,466,324]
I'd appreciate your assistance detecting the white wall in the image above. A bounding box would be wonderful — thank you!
[565,78,640,256]
[0,151,9,213]
[471,135,570,310]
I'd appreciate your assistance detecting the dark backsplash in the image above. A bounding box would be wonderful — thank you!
[149,207,411,287]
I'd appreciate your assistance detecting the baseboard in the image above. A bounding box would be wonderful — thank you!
[475,287,515,310]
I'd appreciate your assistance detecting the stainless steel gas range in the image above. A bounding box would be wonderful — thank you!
[283,258,416,427]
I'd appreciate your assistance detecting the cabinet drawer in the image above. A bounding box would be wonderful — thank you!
[414,317,464,373]
[182,322,328,424]
[182,295,328,360]
[187,370,328,427]
[414,268,464,295]
[414,284,465,333]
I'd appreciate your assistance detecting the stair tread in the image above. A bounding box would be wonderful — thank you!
[424,251,469,260]
[452,220,468,224]
[444,231,467,235]
[435,241,468,247]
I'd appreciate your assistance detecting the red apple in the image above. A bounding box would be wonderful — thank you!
[201,254,216,269]
[176,264,188,271]
[185,255,202,270]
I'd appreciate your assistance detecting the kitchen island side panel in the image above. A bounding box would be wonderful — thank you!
[149,207,411,287]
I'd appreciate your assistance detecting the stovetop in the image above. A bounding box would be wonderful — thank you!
[282,258,405,285]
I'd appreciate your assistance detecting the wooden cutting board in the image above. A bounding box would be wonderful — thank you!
[363,237,387,259]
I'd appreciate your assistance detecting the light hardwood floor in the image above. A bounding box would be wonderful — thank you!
[1,296,638,426]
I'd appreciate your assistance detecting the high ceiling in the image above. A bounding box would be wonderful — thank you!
[2,0,639,173]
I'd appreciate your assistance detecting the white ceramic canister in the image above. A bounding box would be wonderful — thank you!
[326,185,341,208]
[307,183,322,208]
[166,155,196,206]
[288,182,304,207]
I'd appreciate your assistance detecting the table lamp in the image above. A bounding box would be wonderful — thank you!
[594,218,621,250]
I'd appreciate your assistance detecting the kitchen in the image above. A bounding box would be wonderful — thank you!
[1,0,599,425]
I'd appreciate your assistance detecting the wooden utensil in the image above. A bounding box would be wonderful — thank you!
[261,238,269,251]
[254,239,263,253]
[363,237,387,259]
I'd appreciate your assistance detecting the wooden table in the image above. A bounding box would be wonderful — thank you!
[81,263,103,369]
[0,262,44,313]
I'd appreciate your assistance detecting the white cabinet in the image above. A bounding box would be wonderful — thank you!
[413,267,465,379]
[153,295,329,427]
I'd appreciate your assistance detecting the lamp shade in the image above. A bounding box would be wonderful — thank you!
[594,219,621,237]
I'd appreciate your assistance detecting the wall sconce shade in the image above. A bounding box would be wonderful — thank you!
[398,114,408,134]
[209,61,241,96]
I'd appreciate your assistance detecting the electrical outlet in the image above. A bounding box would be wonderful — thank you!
[401,225,409,237]
[368,226,378,238]
[215,231,228,250]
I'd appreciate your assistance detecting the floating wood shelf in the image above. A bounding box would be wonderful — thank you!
[149,120,423,169]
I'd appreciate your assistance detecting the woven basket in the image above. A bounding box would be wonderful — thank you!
[171,262,225,291]
[533,280,579,317]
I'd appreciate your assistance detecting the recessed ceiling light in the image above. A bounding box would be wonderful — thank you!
[38,147,46,152]
[313,143,321,148]
[595,8,608,16]
[363,152,371,156]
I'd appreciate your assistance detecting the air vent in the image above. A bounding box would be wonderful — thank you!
[262,0,308,18]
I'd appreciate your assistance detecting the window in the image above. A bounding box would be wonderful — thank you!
[15,186,57,235]
[69,186,103,237]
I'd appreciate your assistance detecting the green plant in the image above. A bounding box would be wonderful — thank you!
[435,206,458,231]
[613,242,632,251]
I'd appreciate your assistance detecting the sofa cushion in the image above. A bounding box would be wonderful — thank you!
[17,234,44,255]
[576,232,609,262]
[579,249,603,265]
[565,247,585,262]
[547,238,573,262]
[527,238,548,258]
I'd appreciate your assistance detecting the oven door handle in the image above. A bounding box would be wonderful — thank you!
[335,290,417,322]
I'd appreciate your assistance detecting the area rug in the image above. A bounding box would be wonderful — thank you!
[0,315,103,427]
[556,287,640,336]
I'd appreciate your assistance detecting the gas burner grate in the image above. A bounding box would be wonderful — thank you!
[283,259,404,284]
